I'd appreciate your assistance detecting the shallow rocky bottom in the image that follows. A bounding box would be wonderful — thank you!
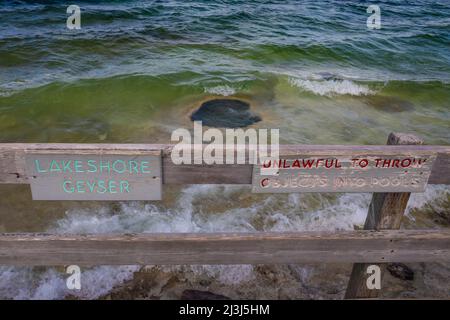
[96,262,450,300]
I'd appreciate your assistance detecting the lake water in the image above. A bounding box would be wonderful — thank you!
[0,0,449,299]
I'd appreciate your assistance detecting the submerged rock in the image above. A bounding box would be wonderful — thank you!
[191,99,261,128]
[365,96,414,113]
[387,263,414,281]
[436,210,450,225]
[181,289,231,300]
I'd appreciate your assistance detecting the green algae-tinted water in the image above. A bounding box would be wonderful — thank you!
[1,0,449,144]
[0,1,449,299]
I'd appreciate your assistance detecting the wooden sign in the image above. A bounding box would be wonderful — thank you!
[252,154,436,193]
[25,151,162,200]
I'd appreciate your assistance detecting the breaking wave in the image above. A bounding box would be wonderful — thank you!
[288,77,374,96]
[204,85,237,96]
[0,184,448,299]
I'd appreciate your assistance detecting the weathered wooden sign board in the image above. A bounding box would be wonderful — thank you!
[25,151,162,200]
[252,154,436,193]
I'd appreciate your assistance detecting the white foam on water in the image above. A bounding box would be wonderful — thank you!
[407,185,449,211]
[0,265,139,300]
[0,267,64,300]
[0,184,447,299]
[262,193,371,232]
[0,91,13,97]
[288,77,374,96]
[405,185,450,222]
[204,85,237,96]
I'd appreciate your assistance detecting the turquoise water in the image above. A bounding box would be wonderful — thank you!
[0,0,449,144]
[0,1,449,299]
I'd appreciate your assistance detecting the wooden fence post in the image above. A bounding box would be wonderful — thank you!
[344,132,424,299]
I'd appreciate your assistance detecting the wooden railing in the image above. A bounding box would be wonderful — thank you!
[0,132,449,299]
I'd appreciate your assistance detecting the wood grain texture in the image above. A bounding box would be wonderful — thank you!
[25,152,162,200]
[345,133,422,299]
[0,143,449,185]
[252,154,435,193]
[0,230,449,266]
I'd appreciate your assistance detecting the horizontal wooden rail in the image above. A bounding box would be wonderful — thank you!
[1,143,450,185]
[0,230,449,266]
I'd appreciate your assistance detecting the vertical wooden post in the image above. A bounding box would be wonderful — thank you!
[344,132,423,299]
